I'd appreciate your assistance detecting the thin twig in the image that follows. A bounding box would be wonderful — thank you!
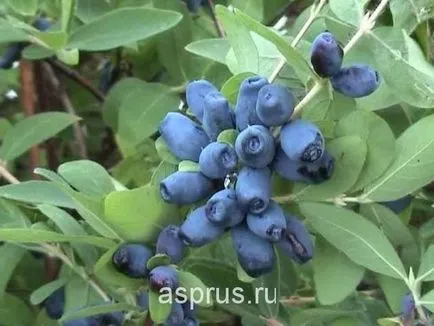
[42,62,88,159]
[0,163,19,184]
[207,0,225,37]
[47,58,105,103]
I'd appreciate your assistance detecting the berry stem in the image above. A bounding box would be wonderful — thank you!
[291,81,325,118]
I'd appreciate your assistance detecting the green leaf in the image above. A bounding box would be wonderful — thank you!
[252,248,280,318]
[361,114,434,201]
[0,199,30,228]
[313,237,365,305]
[290,136,367,201]
[216,5,259,73]
[33,168,70,186]
[155,137,180,165]
[38,204,99,267]
[233,7,316,81]
[217,129,239,147]
[377,275,408,314]
[420,289,434,313]
[62,303,138,322]
[236,261,255,283]
[75,0,112,23]
[220,72,255,105]
[0,293,34,326]
[151,161,178,186]
[329,0,369,26]
[0,112,79,161]
[0,19,29,43]
[30,279,67,305]
[104,185,179,242]
[300,203,407,279]
[0,181,75,208]
[57,160,115,197]
[6,0,37,16]
[359,203,414,247]
[56,48,79,65]
[416,245,434,282]
[149,290,172,323]
[0,228,116,248]
[147,254,171,270]
[178,270,213,307]
[33,31,68,50]
[335,110,396,191]
[0,244,26,297]
[290,308,357,326]
[93,246,144,289]
[178,160,200,172]
[118,83,179,147]
[390,0,434,34]
[185,38,230,65]
[61,0,75,31]
[68,8,182,51]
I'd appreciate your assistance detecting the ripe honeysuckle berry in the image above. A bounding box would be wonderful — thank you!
[280,119,325,163]
[235,167,272,214]
[331,64,380,98]
[310,32,343,78]
[149,265,179,292]
[45,287,65,320]
[235,76,269,131]
[0,43,25,69]
[203,91,234,141]
[231,224,275,278]
[180,206,225,247]
[160,171,213,205]
[401,294,415,321]
[235,125,275,168]
[381,195,413,214]
[164,302,184,325]
[199,142,238,179]
[97,311,124,326]
[159,112,210,162]
[205,189,245,227]
[136,291,149,311]
[246,201,286,242]
[156,225,186,264]
[279,215,314,264]
[63,317,100,326]
[184,316,200,326]
[112,243,153,278]
[256,84,295,126]
[186,80,218,122]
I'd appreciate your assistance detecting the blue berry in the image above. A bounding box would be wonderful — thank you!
[235,76,269,131]
[98,311,124,326]
[164,302,184,325]
[182,0,205,13]
[246,201,286,242]
[401,294,415,320]
[381,195,412,214]
[310,32,343,78]
[99,61,118,94]
[205,189,245,227]
[184,316,200,325]
[235,167,271,214]
[64,317,100,326]
[0,44,24,69]
[256,84,294,126]
[280,119,325,163]
[136,291,149,311]
[112,243,153,278]
[331,64,380,98]
[182,301,196,318]
[156,225,186,264]
[45,287,65,320]
[186,80,218,122]
[231,224,275,278]
[149,265,179,292]
[159,112,210,162]
[202,92,234,141]
[235,125,275,168]
[199,142,238,179]
[160,171,213,205]
[180,206,225,247]
[33,17,52,31]
[279,215,314,264]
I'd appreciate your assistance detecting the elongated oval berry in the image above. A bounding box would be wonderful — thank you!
[199,142,238,179]
[180,206,225,247]
[33,17,52,31]
[45,287,65,320]
[136,291,149,311]
[401,294,415,321]
[273,145,334,184]
[112,243,153,278]
[156,225,186,264]
[279,215,314,264]
[235,76,269,131]
[235,167,271,214]
[310,32,343,78]
[331,64,380,98]
[203,92,234,141]
[182,301,196,318]
[280,119,325,163]
[381,195,412,214]
[64,317,100,326]
[160,171,213,205]
[183,0,204,13]
[99,311,124,326]
[149,265,179,292]
[256,84,294,126]
[184,316,200,326]
[246,201,286,242]
[231,224,275,278]
[235,125,275,168]
[159,112,210,162]
[0,44,25,69]
[186,80,219,122]
[205,189,245,227]
[164,302,184,325]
